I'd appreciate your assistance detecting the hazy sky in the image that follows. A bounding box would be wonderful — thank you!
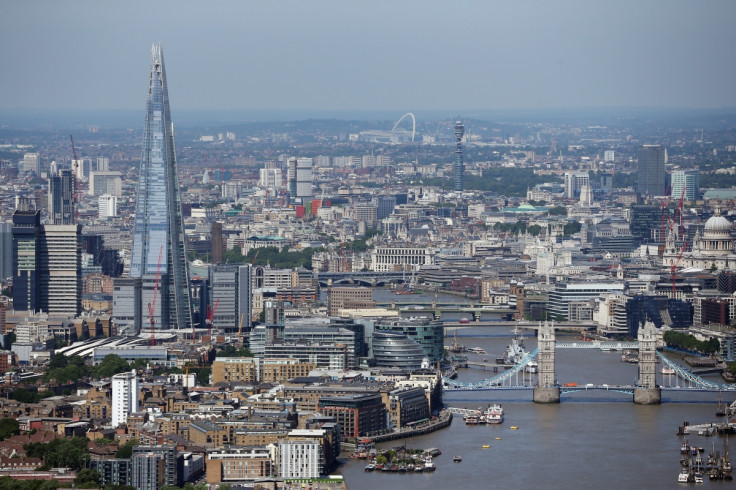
[2,0,735,113]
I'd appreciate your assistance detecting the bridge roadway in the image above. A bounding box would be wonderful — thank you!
[444,384,733,393]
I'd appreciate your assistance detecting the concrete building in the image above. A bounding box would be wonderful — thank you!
[278,436,324,478]
[370,246,434,272]
[112,277,142,336]
[328,286,374,316]
[208,264,238,332]
[22,153,40,175]
[38,224,81,317]
[205,447,273,484]
[98,194,117,219]
[564,172,590,199]
[89,171,123,196]
[112,370,139,427]
[548,282,625,321]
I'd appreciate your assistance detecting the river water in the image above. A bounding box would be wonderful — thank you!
[336,326,736,490]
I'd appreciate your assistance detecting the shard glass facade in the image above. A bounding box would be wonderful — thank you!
[130,44,192,330]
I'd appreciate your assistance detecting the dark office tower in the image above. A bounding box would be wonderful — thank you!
[12,200,41,312]
[211,222,223,264]
[48,169,75,225]
[0,222,12,281]
[454,120,465,192]
[637,145,666,197]
[130,44,192,331]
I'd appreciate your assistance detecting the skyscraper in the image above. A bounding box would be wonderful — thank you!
[130,44,192,331]
[12,198,81,316]
[12,200,41,312]
[454,120,465,192]
[48,169,75,225]
[637,145,666,197]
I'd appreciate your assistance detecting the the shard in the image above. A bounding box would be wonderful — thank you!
[130,44,192,331]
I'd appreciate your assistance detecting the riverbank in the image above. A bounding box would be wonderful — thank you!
[345,410,453,446]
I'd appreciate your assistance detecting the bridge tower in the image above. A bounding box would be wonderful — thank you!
[634,320,661,404]
[534,320,560,403]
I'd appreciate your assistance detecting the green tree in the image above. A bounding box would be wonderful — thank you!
[115,440,138,459]
[563,221,582,237]
[197,368,211,386]
[548,206,568,216]
[216,345,253,358]
[74,469,101,489]
[0,418,20,441]
[93,354,131,378]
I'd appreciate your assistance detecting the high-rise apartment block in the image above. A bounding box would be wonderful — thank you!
[39,224,81,317]
[129,44,193,331]
[112,370,139,427]
[638,145,666,196]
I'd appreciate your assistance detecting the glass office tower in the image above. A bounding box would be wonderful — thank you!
[130,44,192,330]
[637,144,666,197]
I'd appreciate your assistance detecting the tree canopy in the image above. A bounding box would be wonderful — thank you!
[663,331,720,355]
[23,437,89,471]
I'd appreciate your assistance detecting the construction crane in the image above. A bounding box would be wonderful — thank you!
[237,313,245,336]
[671,241,688,296]
[206,299,220,338]
[148,246,164,346]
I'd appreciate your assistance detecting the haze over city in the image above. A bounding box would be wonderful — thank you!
[2,0,736,118]
[3,2,736,489]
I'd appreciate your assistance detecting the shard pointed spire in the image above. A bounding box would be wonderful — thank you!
[130,44,192,331]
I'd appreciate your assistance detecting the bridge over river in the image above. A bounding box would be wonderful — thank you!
[443,321,733,404]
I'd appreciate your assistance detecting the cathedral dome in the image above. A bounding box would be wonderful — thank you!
[704,214,732,235]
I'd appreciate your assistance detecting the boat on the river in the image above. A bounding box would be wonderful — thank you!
[484,403,504,424]
[453,455,462,462]
[678,467,695,483]
[498,326,538,373]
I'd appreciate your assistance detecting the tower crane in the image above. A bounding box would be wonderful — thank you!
[671,242,687,297]
[148,246,164,346]
[206,299,220,338]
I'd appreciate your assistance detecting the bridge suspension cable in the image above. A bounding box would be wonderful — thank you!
[656,351,736,391]
[443,348,538,391]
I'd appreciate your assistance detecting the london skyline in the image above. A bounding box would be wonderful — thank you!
[1,0,735,114]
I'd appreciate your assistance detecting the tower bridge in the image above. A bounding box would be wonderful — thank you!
[443,321,734,404]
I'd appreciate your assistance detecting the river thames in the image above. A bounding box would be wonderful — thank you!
[337,325,736,489]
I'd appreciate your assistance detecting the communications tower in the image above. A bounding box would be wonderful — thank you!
[454,120,465,192]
